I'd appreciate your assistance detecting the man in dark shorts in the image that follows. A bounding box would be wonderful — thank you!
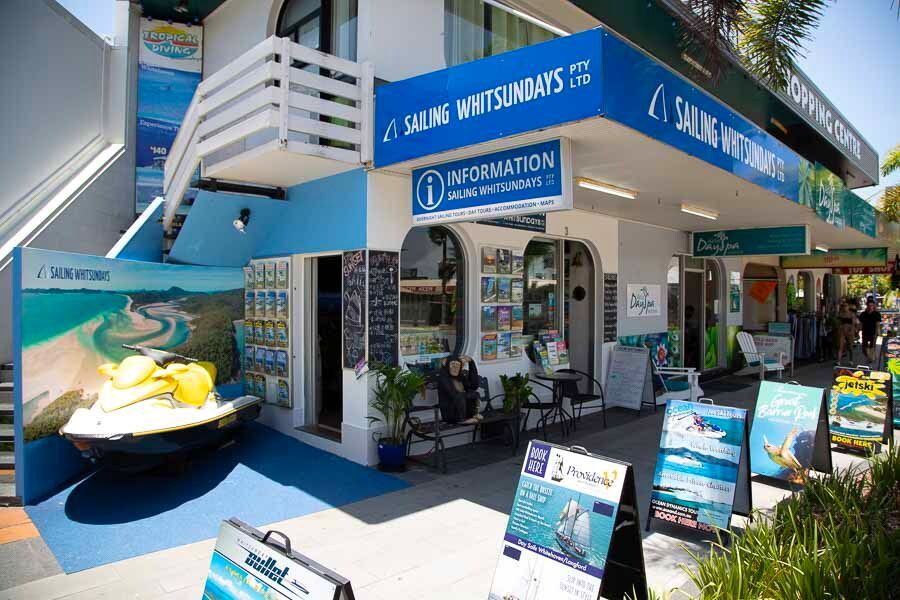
[858,299,882,362]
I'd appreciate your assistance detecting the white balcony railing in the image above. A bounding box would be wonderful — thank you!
[162,36,374,230]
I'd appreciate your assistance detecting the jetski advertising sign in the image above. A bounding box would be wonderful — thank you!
[883,337,900,427]
[135,18,202,214]
[749,382,831,484]
[12,247,243,503]
[205,519,354,599]
[829,367,893,453]
[489,441,647,600]
[410,139,572,225]
[649,400,749,533]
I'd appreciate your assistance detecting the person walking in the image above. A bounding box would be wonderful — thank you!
[836,302,858,365]
[858,299,882,364]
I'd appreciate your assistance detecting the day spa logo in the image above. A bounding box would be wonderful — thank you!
[143,25,199,59]
[629,286,657,316]
[695,231,740,256]
[36,264,110,282]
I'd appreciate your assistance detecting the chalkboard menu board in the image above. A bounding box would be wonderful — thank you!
[603,273,618,342]
[342,250,367,368]
[605,345,651,411]
[368,250,400,366]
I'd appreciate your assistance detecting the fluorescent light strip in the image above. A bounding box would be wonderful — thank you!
[482,0,570,37]
[680,204,718,220]
[815,244,829,253]
[576,177,637,200]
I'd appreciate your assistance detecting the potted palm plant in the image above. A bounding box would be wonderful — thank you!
[368,363,425,471]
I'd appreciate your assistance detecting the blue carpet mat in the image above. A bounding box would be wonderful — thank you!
[26,423,409,573]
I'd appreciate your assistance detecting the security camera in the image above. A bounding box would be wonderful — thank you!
[233,208,251,233]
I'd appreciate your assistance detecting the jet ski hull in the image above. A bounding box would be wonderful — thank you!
[62,397,262,465]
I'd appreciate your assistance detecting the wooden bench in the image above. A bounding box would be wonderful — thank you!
[403,375,520,472]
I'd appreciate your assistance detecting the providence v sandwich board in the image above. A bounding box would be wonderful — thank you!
[647,400,751,538]
[749,381,832,484]
[489,441,647,600]
[204,519,354,600]
[829,367,893,453]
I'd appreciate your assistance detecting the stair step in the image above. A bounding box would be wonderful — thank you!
[0,452,13,469]
[0,482,21,507]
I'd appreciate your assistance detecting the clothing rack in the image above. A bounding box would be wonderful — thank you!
[789,312,819,361]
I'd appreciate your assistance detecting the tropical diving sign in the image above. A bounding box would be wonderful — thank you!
[410,139,571,225]
[692,226,809,257]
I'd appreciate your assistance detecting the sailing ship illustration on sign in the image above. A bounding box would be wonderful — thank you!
[555,495,591,558]
[551,454,564,482]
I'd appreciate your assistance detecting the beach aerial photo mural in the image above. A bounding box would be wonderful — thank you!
[18,248,244,443]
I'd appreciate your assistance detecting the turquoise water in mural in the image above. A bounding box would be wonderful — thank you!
[22,291,191,361]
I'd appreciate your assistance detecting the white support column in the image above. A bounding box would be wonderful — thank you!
[359,61,375,165]
[278,37,291,149]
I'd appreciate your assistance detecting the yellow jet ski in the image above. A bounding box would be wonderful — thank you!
[61,345,262,466]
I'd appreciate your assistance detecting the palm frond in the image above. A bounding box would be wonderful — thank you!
[738,0,830,90]
[676,0,747,83]
[881,185,900,223]
[882,144,900,178]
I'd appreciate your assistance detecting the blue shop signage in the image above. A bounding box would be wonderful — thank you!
[374,29,602,167]
[411,139,571,225]
[692,225,809,257]
[601,34,803,204]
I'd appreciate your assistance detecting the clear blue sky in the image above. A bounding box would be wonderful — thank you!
[60,0,899,200]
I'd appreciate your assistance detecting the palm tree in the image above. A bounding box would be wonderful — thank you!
[678,1,894,90]
[883,144,900,178]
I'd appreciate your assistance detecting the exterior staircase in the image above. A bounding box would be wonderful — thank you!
[0,364,21,506]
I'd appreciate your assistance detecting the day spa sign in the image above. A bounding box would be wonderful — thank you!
[692,226,809,257]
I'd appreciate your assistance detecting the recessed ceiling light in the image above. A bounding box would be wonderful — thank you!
[575,177,637,200]
[815,244,829,253]
[680,203,718,220]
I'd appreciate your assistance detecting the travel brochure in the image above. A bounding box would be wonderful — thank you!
[828,367,891,453]
[480,245,526,362]
[649,400,747,533]
[532,330,567,374]
[749,381,826,484]
[488,442,626,600]
[244,258,292,407]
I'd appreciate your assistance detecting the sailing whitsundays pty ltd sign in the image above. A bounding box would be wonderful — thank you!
[411,139,572,225]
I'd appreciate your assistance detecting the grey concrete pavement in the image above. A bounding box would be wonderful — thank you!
[0,360,887,599]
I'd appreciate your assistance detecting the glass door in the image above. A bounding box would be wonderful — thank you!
[564,241,595,378]
[303,254,343,440]
[683,268,703,371]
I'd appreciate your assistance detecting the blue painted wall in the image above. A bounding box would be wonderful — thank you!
[116,201,164,262]
[168,169,367,267]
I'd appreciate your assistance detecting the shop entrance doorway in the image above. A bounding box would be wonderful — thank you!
[670,256,725,371]
[303,254,343,440]
[683,268,703,370]
[565,240,595,378]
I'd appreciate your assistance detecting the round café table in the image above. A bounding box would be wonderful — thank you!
[533,370,581,438]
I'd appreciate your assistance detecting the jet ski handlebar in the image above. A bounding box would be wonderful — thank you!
[122,344,196,366]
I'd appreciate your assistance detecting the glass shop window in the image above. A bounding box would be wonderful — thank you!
[523,239,559,336]
[399,227,465,366]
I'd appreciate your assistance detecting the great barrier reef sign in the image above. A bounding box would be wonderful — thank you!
[749,381,831,484]
[489,441,647,600]
[647,400,750,535]
[692,226,809,257]
[829,367,893,453]
[411,139,571,225]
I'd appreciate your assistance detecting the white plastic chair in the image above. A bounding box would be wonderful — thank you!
[736,331,785,380]
[652,360,702,406]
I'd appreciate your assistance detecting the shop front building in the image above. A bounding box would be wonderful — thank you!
[14,0,893,483]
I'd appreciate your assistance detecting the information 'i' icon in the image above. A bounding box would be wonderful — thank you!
[426,174,435,206]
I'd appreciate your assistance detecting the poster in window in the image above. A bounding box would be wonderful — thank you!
[497,277,512,302]
[481,276,497,303]
[498,306,512,331]
[482,334,498,360]
[482,247,497,273]
[497,248,512,274]
[482,306,497,332]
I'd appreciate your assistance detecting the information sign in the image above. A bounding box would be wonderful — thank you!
[605,345,652,412]
[489,441,647,600]
[342,250,366,368]
[829,367,893,453]
[749,381,831,483]
[647,400,751,534]
[367,251,400,366]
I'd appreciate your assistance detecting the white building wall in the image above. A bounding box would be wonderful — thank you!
[359,0,446,81]
[203,0,274,76]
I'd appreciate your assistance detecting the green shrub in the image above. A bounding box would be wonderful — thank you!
[638,447,900,599]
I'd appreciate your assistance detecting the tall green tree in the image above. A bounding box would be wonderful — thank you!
[883,144,900,178]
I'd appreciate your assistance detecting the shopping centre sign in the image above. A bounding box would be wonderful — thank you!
[374,29,602,167]
[692,226,809,257]
[780,247,887,269]
[410,139,572,225]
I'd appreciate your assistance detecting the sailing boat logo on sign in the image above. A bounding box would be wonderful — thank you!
[415,169,445,211]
